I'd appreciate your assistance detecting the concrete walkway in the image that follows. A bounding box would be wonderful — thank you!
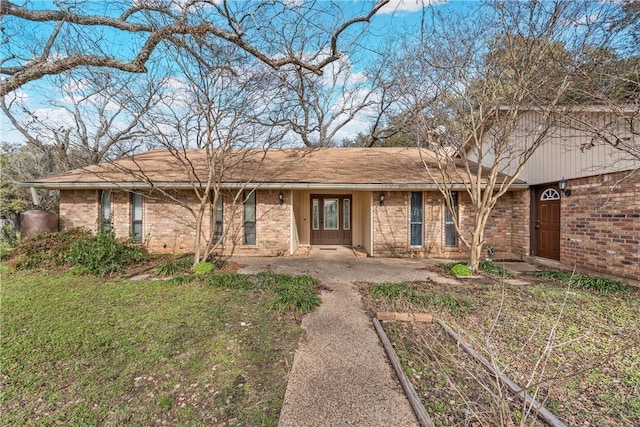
[234,253,457,426]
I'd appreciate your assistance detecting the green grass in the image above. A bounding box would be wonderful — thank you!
[1,269,304,426]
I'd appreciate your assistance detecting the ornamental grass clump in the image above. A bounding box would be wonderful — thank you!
[535,269,631,294]
[154,256,192,276]
[268,280,321,313]
[370,283,412,300]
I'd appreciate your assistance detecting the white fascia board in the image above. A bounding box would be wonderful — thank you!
[23,181,530,191]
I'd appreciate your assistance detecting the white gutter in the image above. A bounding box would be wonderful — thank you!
[30,187,40,205]
[21,181,531,191]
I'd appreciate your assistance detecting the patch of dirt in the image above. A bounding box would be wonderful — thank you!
[216,261,244,274]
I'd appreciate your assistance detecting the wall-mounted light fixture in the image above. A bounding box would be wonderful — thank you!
[278,191,284,205]
[558,177,571,196]
[379,192,385,206]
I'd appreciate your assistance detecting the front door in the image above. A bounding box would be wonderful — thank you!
[310,195,352,245]
[534,185,561,260]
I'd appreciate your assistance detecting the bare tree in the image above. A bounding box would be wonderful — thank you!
[391,0,635,271]
[560,55,639,163]
[118,46,288,264]
[1,68,162,171]
[272,52,386,147]
[0,0,390,96]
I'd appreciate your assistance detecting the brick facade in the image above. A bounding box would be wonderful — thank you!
[59,190,99,233]
[59,189,291,257]
[372,190,529,260]
[60,188,530,261]
[561,171,640,281]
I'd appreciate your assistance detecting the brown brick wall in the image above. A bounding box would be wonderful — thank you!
[561,171,640,281]
[483,190,530,259]
[58,188,291,257]
[59,190,99,233]
[372,191,409,256]
[59,188,529,261]
[373,190,529,260]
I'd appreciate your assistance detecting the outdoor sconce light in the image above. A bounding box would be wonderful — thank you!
[558,177,571,196]
[278,191,284,205]
[379,192,385,206]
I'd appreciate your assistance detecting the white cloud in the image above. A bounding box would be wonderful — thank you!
[4,88,29,104]
[377,0,446,15]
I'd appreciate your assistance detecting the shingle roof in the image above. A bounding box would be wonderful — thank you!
[24,147,526,190]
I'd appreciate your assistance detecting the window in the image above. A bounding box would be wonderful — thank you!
[410,192,423,246]
[131,193,143,243]
[213,193,223,243]
[243,191,256,245]
[323,198,339,230]
[540,188,560,200]
[312,199,319,230]
[343,198,351,231]
[444,192,458,247]
[100,190,112,231]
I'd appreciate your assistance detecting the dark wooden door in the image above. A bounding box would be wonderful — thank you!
[310,195,352,245]
[534,186,561,260]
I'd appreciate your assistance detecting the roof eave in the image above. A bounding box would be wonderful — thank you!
[22,181,530,191]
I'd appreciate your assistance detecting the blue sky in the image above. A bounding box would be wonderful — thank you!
[0,1,477,146]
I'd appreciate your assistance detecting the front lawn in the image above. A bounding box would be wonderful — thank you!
[1,269,305,426]
[360,275,640,426]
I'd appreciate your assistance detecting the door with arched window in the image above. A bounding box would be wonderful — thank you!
[534,186,561,260]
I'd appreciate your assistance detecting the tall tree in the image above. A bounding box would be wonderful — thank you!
[1,69,162,171]
[391,0,636,271]
[272,52,387,147]
[0,0,390,96]
[121,44,287,264]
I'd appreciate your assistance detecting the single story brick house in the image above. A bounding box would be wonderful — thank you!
[24,147,530,260]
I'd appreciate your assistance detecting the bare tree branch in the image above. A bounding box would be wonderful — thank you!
[0,0,390,96]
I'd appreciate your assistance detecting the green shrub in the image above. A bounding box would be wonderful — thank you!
[10,229,91,270]
[154,256,192,276]
[479,260,514,278]
[67,230,145,276]
[370,283,412,300]
[451,264,472,277]
[192,262,214,275]
[1,223,19,248]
